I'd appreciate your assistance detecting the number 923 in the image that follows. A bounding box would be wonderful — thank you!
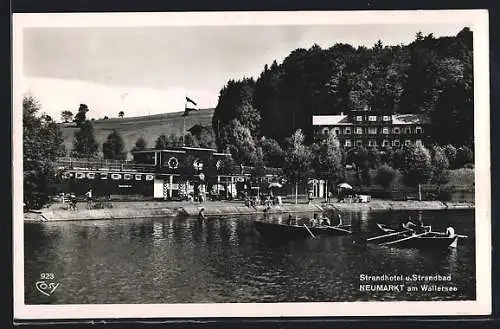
[40,273,55,280]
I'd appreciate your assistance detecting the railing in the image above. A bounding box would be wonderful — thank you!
[55,157,157,173]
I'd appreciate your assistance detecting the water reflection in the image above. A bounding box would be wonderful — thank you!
[24,210,475,304]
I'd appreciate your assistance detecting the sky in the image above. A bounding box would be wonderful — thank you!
[21,22,467,121]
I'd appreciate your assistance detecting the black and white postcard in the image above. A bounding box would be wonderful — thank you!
[13,10,491,320]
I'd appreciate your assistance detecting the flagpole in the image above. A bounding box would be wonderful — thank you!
[183,94,186,147]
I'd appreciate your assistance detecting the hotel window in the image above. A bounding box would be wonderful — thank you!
[368,115,377,122]
[415,139,422,146]
[345,139,352,147]
[382,127,389,134]
[382,140,390,147]
[393,140,400,147]
[368,139,377,147]
[356,127,363,135]
[322,128,329,135]
[334,128,340,136]
[405,127,412,134]
[368,127,377,134]
[344,127,351,134]
[415,126,422,134]
[356,140,363,147]
[405,140,412,146]
[393,127,400,134]
[356,115,363,122]
[383,115,391,121]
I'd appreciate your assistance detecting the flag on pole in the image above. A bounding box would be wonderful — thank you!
[184,96,199,116]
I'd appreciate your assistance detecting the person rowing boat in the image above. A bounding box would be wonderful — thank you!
[402,216,429,234]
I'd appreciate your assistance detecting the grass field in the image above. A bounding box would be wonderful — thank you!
[60,108,215,158]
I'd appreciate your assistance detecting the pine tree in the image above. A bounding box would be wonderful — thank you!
[102,129,127,160]
[72,120,99,158]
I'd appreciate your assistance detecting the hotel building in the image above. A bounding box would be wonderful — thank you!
[312,109,431,148]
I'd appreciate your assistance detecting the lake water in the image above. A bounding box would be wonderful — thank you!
[24,209,475,304]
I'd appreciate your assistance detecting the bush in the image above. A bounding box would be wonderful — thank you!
[454,145,474,168]
[443,144,457,168]
[438,188,453,201]
[434,169,450,185]
[376,164,397,189]
[360,167,371,185]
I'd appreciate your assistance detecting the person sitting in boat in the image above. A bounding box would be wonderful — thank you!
[337,213,343,226]
[320,215,330,226]
[198,208,206,220]
[311,213,319,227]
[287,214,294,225]
[403,220,426,234]
[446,226,455,237]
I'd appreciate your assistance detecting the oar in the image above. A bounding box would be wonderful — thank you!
[366,229,412,242]
[303,224,317,239]
[379,231,428,246]
[456,234,468,238]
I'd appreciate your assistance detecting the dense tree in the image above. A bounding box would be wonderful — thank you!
[61,110,73,123]
[118,111,125,118]
[213,78,260,151]
[155,134,169,149]
[257,137,285,168]
[430,145,449,183]
[182,133,195,147]
[189,125,216,149]
[131,137,148,161]
[282,129,313,203]
[376,164,397,189]
[224,120,259,166]
[102,129,127,160]
[443,144,457,168]
[132,137,147,152]
[72,120,99,158]
[400,144,433,187]
[250,147,266,181]
[23,96,66,209]
[73,104,90,126]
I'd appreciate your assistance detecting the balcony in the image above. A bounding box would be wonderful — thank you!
[55,157,157,173]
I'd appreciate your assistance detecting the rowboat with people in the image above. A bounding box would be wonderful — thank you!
[254,213,352,240]
[254,221,352,240]
[368,221,464,250]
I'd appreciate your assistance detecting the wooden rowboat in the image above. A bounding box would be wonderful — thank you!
[254,220,352,240]
[367,227,459,250]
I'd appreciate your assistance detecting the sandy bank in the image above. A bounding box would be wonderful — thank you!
[24,199,473,222]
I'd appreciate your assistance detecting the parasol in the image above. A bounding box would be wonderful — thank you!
[268,182,283,188]
[337,182,353,189]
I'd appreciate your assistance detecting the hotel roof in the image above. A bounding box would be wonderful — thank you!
[312,113,429,125]
[312,115,349,125]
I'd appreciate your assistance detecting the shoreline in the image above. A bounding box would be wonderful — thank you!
[24,199,474,222]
